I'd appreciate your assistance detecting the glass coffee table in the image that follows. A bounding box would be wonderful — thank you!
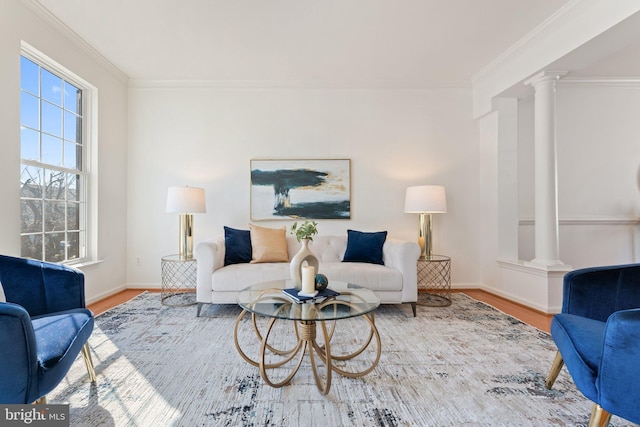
[234,279,381,395]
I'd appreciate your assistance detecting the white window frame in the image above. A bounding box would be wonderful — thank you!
[20,42,98,265]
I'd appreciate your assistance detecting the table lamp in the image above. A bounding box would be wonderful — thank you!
[404,185,447,260]
[166,186,206,260]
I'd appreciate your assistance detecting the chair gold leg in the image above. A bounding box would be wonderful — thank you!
[81,342,97,383]
[545,351,564,389]
[589,404,612,427]
[34,396,47,404]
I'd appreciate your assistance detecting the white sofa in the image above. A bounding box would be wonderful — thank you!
[195,235,421,316]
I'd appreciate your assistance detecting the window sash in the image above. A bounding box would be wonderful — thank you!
[20,47,92,264]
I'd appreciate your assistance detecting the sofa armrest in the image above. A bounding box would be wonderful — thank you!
[562,264,640,322]
[598,308,640,422]
[383,238,421,303]
[195,237,226,302]
[0,302,38,403]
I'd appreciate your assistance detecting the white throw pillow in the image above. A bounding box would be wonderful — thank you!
[0,281,5,302]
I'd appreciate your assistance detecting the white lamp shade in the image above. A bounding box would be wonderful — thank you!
[166,186,207,213]
[404,185,447,213]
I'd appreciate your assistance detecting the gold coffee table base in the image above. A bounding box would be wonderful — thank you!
[233,295,381,395]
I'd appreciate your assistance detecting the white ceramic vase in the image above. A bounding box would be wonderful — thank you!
[289,239,320,290]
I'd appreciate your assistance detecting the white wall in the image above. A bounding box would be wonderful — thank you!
[518,82,640,268]
[477,110,500,288]
[0,0,128,303]
[126,86,480,287]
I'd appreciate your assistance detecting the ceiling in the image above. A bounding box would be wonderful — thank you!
[33,0,582,87]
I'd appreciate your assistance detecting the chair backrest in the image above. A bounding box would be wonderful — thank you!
[562,264,640,322]
[0,255,85,317]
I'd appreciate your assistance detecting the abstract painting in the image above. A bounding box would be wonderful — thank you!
[250,159,351,220]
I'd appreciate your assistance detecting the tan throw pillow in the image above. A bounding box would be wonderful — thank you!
[249,224,290,263]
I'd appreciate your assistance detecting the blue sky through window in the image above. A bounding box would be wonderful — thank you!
[20,56,82,169]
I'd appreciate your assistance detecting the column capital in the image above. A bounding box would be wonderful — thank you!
[524,71,568,87]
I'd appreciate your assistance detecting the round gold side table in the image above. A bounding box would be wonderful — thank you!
[417,255,451,307]
[160,255,197,306]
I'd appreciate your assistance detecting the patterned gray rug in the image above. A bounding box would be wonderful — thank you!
[49,293,634,426]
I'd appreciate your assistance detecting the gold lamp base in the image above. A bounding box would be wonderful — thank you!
[178,213,194,260]
[418,212,433,260]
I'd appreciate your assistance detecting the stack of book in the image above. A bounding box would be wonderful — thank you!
[282,288,340,304]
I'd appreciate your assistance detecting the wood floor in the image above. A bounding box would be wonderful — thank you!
[88,288,553,333]
[460,289,553,333]
[87,289,160,316]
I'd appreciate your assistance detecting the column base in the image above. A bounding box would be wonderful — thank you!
[496,259,573,313]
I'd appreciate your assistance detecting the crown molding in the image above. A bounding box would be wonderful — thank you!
[127,78,472,90]
[472,0,583,85]
[472,0,640,118]
[19,0,128,84]
[559,77,640,86]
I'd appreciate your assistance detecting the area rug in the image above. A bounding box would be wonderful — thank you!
[49,293,634,426]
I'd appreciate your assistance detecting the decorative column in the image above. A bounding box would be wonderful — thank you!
[525,71,567,267]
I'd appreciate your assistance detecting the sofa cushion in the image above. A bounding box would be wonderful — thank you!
[223,227,252,266]
[321,262,402,292]
[211,261,403,293]
[212,262,291,292]
[343,230,387,265]
[249,224,289,263]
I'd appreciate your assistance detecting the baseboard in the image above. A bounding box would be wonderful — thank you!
[86,285,127,305]
[451,282,482,290]
[126,283,161,290]
[476,285,559,314]
[87,283,160,304]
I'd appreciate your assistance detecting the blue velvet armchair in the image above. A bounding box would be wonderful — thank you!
[0,255,96,404]
[545,264,640,427]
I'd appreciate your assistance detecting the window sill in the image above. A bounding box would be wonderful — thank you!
[66,259,104,269]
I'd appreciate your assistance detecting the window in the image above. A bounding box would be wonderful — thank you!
[20,49,92,263]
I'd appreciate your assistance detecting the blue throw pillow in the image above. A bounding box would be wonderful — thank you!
[342,229,387,265]
[224,226,252,266]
